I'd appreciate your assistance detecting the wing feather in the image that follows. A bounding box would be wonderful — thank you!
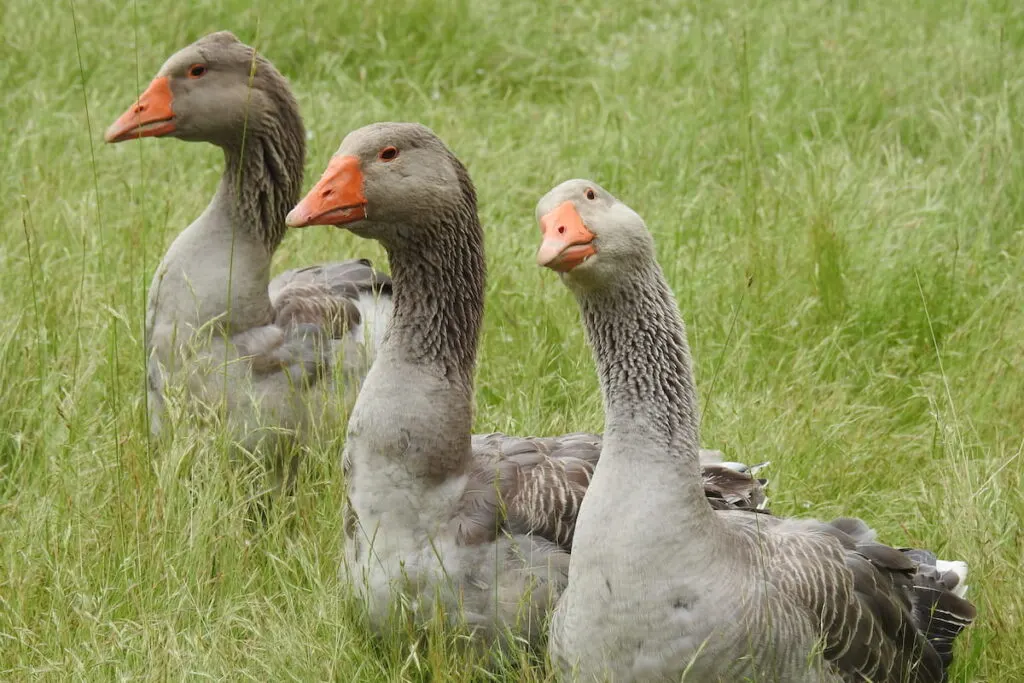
[756,516,973,682]
[264,259,392,384]
[269,259,393,339]
[455,432,769,550]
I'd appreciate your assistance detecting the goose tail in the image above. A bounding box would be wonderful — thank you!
[698,451,771,512]
[903,548,977,671]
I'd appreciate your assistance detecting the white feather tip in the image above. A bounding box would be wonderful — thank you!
[935,559,970,598]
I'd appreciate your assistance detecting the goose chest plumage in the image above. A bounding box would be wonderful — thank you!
[536,179,976,682]
[285,122,768,647]
[104,32,392,474]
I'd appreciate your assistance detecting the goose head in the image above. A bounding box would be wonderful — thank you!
[536,179,654,289]
[285,122,467,247]
[104,31,291,147]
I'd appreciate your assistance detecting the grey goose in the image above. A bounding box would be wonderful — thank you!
[104,32,391,487]
[537,179,975,682]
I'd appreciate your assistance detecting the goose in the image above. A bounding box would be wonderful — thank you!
[284,122,768,647]
[104,32,392,479]
[536,179,976,682]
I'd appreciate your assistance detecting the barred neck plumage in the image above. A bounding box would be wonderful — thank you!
[382,178,485,384]
[573,260,701,476]
[218,74,305,252]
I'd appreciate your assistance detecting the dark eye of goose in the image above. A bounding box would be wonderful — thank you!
[379,146,399,161]
[187,64,207,79]
[585,188,596,200]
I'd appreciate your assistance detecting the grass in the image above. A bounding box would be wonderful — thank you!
[2,0,1022,678]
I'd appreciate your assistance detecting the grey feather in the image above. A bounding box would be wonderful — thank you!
[269,258,393,335]
[456,432,768,550]
[265,259,393,385]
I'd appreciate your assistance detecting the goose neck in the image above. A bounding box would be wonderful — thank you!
[384,218,485,384]
[217,92,305,253]
[575,262,704,482]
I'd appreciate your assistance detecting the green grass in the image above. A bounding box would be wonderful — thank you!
[2,0,1022,678]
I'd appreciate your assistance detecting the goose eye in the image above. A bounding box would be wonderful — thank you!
[379,146,399,161]
[188,64,207,79]
[585,188,597,200]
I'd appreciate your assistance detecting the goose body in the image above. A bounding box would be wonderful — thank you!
[106,32,391,461]
[537,179,975,681]
[287,123,767,647]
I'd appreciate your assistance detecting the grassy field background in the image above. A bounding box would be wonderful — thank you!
[2,0,1022,679]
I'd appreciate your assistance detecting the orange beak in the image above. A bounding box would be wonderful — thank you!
[104,76,176,143]
[286,155,368,228]
[536,201,596,272]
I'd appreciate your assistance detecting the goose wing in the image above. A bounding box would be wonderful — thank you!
[466,432,601,550]
[455,433,770,550]
[760,516,975,682]
[269,258,393,339]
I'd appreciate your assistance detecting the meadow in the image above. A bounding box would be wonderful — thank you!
[2,0,1022,679]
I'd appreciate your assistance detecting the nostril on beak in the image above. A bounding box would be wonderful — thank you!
[558,225,566,235]
[322,189,333,197]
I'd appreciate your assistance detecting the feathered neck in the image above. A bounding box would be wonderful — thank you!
[217,75,305,252]
[381,164,484,385]
[572,260,705,484]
